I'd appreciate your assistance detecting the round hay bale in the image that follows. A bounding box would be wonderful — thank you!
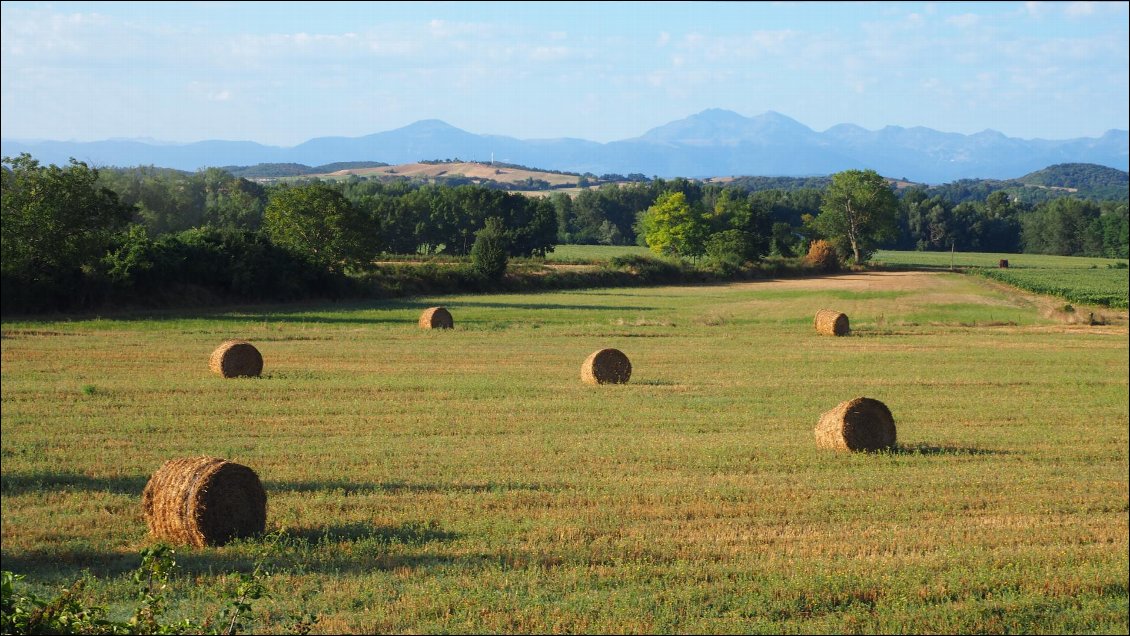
[814,397,896,452]
[209,340,263,378]
[419,307,454,329]
[814,309,850,336]
[581,348,632,385]
[141,456,267,547]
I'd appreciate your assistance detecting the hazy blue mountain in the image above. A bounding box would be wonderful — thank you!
[3,109,1127,183]
[633,108,818,146]
[1,138,288,169]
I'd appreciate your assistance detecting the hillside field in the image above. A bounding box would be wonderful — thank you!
[1,270,1127,633]
[302,161,582,187]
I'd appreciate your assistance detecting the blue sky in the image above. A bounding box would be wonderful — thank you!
[2,1,1127,146]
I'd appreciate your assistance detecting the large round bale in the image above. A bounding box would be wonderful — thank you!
[581,348,632,385]
[141,456,267,547]
[209,340,263,378]
[815,397,897,452]
[419,307,454,329]
[814,309,850,336]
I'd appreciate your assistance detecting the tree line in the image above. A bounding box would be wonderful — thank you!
[559,175,1127,263]
[2,155,556,312]
[2,154,1127,313]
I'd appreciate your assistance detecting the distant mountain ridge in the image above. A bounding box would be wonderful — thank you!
[4,109,1127,184]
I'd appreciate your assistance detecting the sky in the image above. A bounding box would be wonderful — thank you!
[1,1,1127,146]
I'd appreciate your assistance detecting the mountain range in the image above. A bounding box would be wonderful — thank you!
[3,109,1127,184]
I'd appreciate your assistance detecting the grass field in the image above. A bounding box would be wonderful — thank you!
[2,271,1127,633]
[872,250,1130,309]
[872,249,1128,270]
[546,244,653,263]
[546,246,1130,309]
[550,246,1130,270]
[976,268,1130,309]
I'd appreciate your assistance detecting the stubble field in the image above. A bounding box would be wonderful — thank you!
[2,270,1127,633]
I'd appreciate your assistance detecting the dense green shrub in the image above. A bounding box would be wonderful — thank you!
[606,254,687,282]
[704,229,757,273]
[471,218,509,280]
[101,227,332,304]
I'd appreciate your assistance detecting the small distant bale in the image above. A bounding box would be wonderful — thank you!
[814,309,850,336]
[581,348,632,385]
[815,397,897,452]
[419,307,454,329]
[141,456,267,547]
[999,259,1009,268]
[209,340,263,378]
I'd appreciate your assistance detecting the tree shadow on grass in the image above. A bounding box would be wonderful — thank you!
[889,443,1010,456]
[443,300,657,312]
[267,479,565,496]
[0,471,148,496]
[12,298,452,327]
[1,519,467,584]
[276,520,460,546]
[0,473,565,498]
[0,547,142,582]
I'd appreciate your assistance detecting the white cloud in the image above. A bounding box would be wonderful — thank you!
[0,8,124,59]
[1024,2,1051,18]
[1064,2,1096,17]
[530,46,570,62]
[945,13,981,29]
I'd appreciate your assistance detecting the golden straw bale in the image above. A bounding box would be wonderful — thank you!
[141,456,267,547]
[815,397,897,452]
[581,348,632,385]
[209,340,263,378]
[814,309,850,336]
[419,307,454,329]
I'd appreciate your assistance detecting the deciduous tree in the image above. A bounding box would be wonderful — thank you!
[813,169,899,264]
[1,154,133,307]
[263,183,377,272]
[637,191,709,260]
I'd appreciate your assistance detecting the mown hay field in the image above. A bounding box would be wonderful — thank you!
[872,249,1128,270]
[2,271,1127,633]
